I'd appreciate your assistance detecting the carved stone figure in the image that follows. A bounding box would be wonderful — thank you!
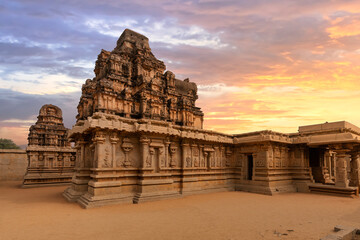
[122,138,134,167]
[169,144,177,167]
[186,157,192,168]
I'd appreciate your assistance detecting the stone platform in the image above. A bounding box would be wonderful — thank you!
[309,183,359,197]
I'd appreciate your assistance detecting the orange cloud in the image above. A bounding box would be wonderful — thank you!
[327,17,360,39]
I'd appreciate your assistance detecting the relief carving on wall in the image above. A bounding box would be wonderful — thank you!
[146,147,155,168]
[186,156,192,168]
[255,151,266,167]
[169,143,177,167]
[122,138,134,167]
[103,146,111,168]
[192,145,199,167]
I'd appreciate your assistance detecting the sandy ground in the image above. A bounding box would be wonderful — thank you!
[1,182,360,240]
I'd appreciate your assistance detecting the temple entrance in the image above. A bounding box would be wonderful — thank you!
[309,148,323,183]
[247,155,253,180]
[309,148,333,184]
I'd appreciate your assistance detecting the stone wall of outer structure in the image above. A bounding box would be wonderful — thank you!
[63,113,313,208]
[64,113,237,207]
[0,149,27,181]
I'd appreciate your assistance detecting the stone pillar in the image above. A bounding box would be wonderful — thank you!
[93,131,106,168]
[349,152,360,187]
[44,153,49,168]
[110,133,119,168]
[334,150,349,188]
[76,139,86,168]
[200,145,205,167]
[204,152,209,170]
[209,151,215,168]
[164,140,170,168]
[327,151,332,178]
[140,137,149,169]
[213,146,219,167]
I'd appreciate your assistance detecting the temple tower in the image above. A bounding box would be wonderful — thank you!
[23,104,76,187]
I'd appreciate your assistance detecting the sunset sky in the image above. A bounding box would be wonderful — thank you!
[1,0,360,146]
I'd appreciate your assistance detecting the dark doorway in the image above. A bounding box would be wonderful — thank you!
[309,148,323,183]
[247,155,253,180]
[309,148,320,167]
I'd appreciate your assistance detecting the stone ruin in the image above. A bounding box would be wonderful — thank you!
[23,104,76,187]
[61,29,360,208]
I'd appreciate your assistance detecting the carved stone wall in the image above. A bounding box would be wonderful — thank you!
[63,113,235,207]
[23,104,76,187]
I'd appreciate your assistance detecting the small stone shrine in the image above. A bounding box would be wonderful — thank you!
[23,104,76,187]
[64,29,360,208]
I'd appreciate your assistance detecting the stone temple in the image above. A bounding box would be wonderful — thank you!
[23,104,76,187]
[63,29,360,208]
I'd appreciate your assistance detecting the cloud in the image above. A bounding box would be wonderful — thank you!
[85,18,229,49]
[1,0,360,145]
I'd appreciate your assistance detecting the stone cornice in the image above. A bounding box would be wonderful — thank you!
[26,146,76,152]
[69,113,360,147]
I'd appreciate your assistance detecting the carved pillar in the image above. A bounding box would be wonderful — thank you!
[149,147,155,169]
[225,147,232,167]
[220,146,225,167]
[334,149,349,188]
[191,144,198,168]
[75,143,81,168]
[282,147,289,168]
[200,145,205,167]
[204,152,209,170]
[93,131,106,168]
[78,139,86,168]
[349,152,360,187]
[332,152,336,179]
[267,145,273,168]
[140,137,149,168]
[170,143,177,168]
[209,151,215,168]
[110,133,119,168]
[158,147,164,171]
[326,151,332,178]
[164,140,170,168]
[44,153,49,168]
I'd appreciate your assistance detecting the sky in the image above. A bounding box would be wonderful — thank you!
[1,0,360,146]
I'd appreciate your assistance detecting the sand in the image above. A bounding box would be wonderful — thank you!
[1,182,359,240]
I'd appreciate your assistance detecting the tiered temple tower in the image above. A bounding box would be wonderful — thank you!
[76,29,204,127]
[23,104,76,187]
